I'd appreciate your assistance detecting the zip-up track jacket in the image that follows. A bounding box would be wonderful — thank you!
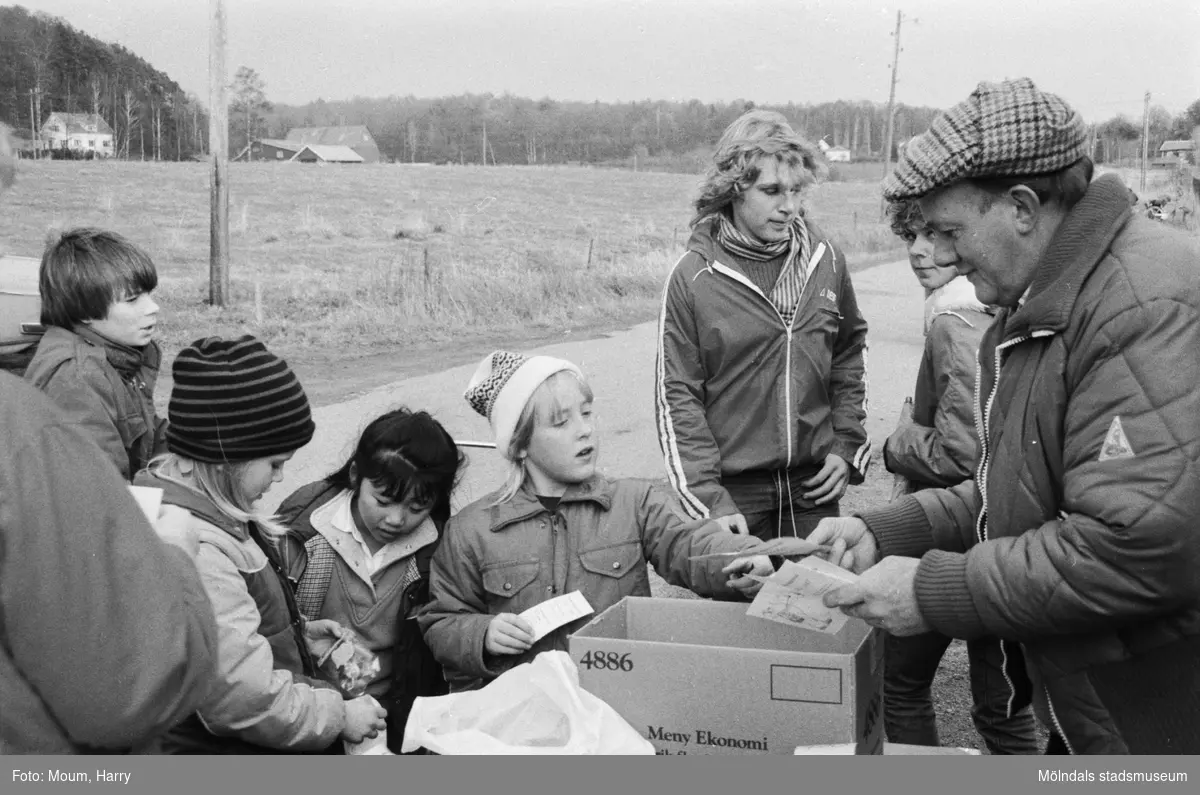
[656,217,871,519]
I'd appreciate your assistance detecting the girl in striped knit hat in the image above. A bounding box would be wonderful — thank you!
[136,335,387,754]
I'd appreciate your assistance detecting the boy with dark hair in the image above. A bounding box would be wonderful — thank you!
[25,228,166,481]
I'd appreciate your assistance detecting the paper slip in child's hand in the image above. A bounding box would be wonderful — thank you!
[689,536,829,561]
[128,485,163,524]
[745,559,860,634]
[519,591,594,643]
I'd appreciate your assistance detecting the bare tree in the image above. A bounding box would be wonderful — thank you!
[90,76,102,118]
[120,87,138,159]
[229,66,271,154]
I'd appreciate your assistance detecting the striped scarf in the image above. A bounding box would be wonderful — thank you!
[714,213,812,326]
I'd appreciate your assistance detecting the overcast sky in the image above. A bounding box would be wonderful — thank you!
[15,0,1200,121]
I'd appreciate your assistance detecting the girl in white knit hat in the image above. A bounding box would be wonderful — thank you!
[419,350,775,691]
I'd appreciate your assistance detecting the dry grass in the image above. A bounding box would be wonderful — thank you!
[1,160,903,361]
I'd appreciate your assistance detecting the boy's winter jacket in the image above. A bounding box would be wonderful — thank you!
[419,475,763,690]
[25,325,166,481]
[885,277,994,487]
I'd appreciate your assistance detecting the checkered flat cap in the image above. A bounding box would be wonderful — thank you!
[882,77,1087,201]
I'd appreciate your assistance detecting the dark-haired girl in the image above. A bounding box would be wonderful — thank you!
[276,407,463,752]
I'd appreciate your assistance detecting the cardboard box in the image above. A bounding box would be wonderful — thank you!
[793,742,982,755]
[883,742,981,755]
[569,596,884,755]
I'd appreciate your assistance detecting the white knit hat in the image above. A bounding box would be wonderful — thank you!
[464,350,583,459]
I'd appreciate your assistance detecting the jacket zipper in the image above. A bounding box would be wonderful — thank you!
[1044,684,1075,754]
[550,512,559,596]
[709,242,825,472]
[783,326,794,467]
[975,335,1027,544]
[973,334,1027,714]
[976,329,1057,721]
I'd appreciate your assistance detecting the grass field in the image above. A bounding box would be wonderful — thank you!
[1,160,904,366]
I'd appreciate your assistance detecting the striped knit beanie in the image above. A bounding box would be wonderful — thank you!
[882,77,1087,201]
[464,350,582,459]
[166,335,315,463]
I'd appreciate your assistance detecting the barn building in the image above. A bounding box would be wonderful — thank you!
[234,138,304,162]
[291,144,363,164]
[285,125,380,163]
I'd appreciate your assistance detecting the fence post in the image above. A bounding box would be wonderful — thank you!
[423,246,432,311]
[586,238,594,269]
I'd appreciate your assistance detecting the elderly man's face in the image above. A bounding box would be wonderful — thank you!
[731,157,804,244]
[917,182,1032,307]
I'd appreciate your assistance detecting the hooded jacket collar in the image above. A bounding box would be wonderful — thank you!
[488,475,614,533]
[924,276,992,333]
[136,470,249,540]
[1001,174,1133,341]
[72,323,161,379]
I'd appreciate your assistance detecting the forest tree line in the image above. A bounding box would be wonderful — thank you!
[0,5,208,160]
[2,5,1198,169]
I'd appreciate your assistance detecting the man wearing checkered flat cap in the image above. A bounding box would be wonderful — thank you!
[811,78,1200,754]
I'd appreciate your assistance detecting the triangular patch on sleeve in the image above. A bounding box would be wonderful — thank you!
[1098,416,1136,461]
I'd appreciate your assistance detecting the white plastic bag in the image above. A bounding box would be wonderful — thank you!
[400,651,654,755]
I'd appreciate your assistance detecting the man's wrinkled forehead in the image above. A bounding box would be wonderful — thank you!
[916,181,986,227]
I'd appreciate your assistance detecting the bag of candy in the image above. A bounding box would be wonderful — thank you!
[316,630,380,698]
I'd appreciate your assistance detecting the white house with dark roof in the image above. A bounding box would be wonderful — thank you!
[39,113,114,157]
[1158,140,1194,164]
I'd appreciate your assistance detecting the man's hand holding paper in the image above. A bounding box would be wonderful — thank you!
[807,516,880,574]
[822,556,931,636]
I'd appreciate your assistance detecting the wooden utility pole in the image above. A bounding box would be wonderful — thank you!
[1140,90,1151,193]
[28,89,37,159]
[881,10,903,182]
[209,0,230,307]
